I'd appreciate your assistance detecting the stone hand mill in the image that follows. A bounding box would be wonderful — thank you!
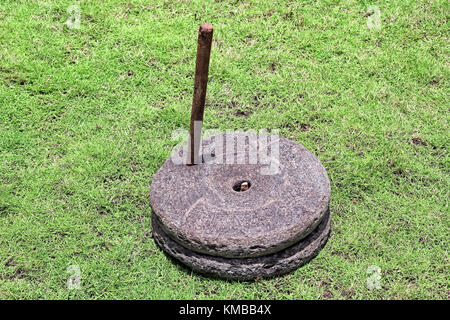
[150,23,331,280]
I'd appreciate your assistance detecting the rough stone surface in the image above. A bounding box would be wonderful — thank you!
[150,133,331,258]
[152,209,331,280]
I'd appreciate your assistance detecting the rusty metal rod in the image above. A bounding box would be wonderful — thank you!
[187,23,213,165]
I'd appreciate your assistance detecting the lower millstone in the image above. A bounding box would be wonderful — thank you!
[151,208,331,280]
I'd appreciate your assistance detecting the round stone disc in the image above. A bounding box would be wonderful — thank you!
[149,133,330,258]
[152,209,331,280]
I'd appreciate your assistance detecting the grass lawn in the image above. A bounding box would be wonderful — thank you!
[0,0,448,299]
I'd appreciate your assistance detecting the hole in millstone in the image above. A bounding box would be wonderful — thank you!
[232,180,251,192]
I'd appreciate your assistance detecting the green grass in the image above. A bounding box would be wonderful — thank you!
[0,0,448,299]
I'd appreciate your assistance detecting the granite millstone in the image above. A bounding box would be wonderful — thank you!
[152,209,331,280]
[149,133,331,258]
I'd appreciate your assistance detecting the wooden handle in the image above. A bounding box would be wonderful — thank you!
[187,23,213,165]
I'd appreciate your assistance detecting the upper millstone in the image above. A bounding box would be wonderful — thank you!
[150,132,331,258]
